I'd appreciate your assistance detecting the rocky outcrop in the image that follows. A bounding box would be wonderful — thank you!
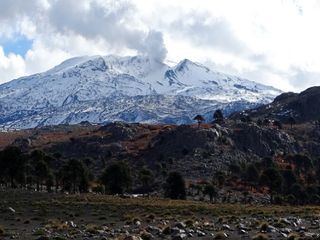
[232,86,320,123]
[231,123,298,157]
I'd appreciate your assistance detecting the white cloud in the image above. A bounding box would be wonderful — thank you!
[0,47,25,82]
[0,0,320,91]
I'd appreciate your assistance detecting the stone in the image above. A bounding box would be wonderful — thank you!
[280,228,292,234]
[171,233,187,240]
[124,236,142,240]
[196,230,206,237]
[175,222,186,229]
[222,224,231,231]
[8,207,16,213]
[171,227,185,235]
[147,226,162,235]
[135,221,141,226]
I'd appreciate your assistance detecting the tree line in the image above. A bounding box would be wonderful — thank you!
[227,154,320,205]
[1,145,320,205]
[0,146,187,199]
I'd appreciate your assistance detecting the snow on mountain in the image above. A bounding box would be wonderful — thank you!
[0,55,282,130]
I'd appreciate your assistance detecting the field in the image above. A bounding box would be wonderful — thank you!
[1,190,320,239]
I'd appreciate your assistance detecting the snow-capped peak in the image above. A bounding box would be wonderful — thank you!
[0,55,282,130]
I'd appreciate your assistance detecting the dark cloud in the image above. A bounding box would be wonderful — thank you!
[0,0,167,62]
[47,0,166,61]
[0,0,40,21]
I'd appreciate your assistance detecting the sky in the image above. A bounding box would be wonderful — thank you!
[0,0,320,92]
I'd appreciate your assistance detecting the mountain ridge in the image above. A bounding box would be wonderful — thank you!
[0,55,282,130]
[231,86,320,123]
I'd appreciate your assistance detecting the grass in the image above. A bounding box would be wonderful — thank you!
[7,190,320,220]
[85,224,99,234]
[45,194,320,218]
[45,219,68,231]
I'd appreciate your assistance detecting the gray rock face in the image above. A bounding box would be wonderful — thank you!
[231,123,298,156]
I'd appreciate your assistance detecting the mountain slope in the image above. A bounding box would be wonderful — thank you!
[231,86,320,123]
[0,55,281,130]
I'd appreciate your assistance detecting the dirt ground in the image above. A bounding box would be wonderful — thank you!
[1,190,320,239]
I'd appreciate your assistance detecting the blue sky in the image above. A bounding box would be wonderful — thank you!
[0,35,33,56]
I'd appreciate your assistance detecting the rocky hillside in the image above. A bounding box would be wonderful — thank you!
[232,86,320,123]
[1,119,318,180]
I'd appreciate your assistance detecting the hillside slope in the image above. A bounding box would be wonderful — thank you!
[232,86,320,123]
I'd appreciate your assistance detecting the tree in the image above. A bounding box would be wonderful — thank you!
[60,159,90,193]
[261,157,274,169]
[193,115,205,128]
[281,169,297,194]
[203,184,218,202]
[101,162,131,194]
[213,171,226,187]
[213,109,224,123]
[33,160,50,191]
[290,183,306,204]
[46,172,54,193]
[164,172,186,199]
[138,168,154,194]
[288,116,296,129]
[259,168,283,203]
[257,119,263,126]
[273,120,282,129]
[244,164,259,187]
[0,146,25,188]
[228,163,241,176]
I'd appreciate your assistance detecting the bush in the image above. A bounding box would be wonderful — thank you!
[185,219,194,227]
[0,225,4,235]
[252,233,269,240]
[140,231,153,240]
[273,195,283,205]
[310,194,320,204]
[287,233,300,240]
[214,231,228,239]
[164,172,186,200]
[286,194,297,205]
[259,222,269,232]
[162,226,171,235]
